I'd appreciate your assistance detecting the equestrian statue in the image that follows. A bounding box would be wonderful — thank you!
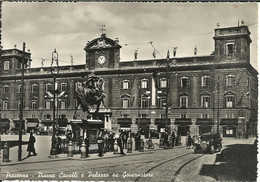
[73,75,106,119]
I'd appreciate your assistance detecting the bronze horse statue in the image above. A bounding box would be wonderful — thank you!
[73,75,106,119]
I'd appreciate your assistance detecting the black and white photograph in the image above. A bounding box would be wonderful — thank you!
[0,2,258,182]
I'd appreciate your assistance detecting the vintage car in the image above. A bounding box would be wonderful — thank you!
[193,133,222,154]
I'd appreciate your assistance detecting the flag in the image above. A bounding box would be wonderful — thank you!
[152,50,156,58]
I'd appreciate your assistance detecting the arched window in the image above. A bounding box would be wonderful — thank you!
[159,78,167,88]
[179,93,189,108]
[140,94,149,108]
[201,94,211,108]
[60,83,67,92]
[30,84,38,93]
[225,95,235,108]
[140,79,149,89]
[31,100,38,110]
[45,83,52,92]
[17,85,22,93]
[201,76,211,87]
[121,94,130,108]
[4,61,10,70]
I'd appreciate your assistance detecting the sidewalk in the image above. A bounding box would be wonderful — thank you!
[1,139,171,166]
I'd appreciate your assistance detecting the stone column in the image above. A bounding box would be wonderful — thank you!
[38,81,45,110]
[170,76,178,108]
[24,82,30,110]
[9,82,15,109]
[68,80,75,109]
[131,77,139,108]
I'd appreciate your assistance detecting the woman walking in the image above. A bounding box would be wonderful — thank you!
[27,132,37,157]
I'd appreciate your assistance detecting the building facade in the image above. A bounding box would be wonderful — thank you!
[0,25,258,138]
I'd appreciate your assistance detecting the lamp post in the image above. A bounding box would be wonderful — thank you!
[216,76,220,134]
[50,49,59,156]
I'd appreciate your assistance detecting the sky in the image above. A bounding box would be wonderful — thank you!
[2,2,258,69]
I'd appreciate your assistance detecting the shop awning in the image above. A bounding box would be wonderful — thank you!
[26,122,38,128]
[155,118,170,125]
[174,118,192,125]
[0,118,10,123]
[13,119,25,123]
[87,120,103,125]
[41,120,53,125]
[57,118,68,127]
[26,118,39,122]
[220,118,238,125]
[135,118,151,125]
[117,118,132,127]
[196,119,213,125]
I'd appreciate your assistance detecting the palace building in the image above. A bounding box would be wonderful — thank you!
[0,24,258,139]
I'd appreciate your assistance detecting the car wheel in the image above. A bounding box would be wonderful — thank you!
[210,145,214,154]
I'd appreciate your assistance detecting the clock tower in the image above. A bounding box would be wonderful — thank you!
[84,28,121,70]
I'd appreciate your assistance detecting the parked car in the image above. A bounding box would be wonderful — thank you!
[193,133,222,154]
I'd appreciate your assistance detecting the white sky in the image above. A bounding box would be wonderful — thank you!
[2,2,258,69]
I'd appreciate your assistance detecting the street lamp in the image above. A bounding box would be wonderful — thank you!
[50,49,59,156]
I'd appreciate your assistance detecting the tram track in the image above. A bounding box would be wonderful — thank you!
[134,152,202,182]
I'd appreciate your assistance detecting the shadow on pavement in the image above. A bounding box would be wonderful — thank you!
[199,143,257,181]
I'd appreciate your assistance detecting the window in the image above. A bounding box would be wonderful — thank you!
[17,85,22,93]
[4,61,9,70]
[141,114,148,118]
[44,114,51,120]
[122,114,129,118]
[60,83,66,92]
[30,84,38,93]
[159,78,167,88]
[226,129,233,135]
[225,95,235,108]
[122,98,130,108]
[157,97,166,108]
[31,100,37,110]
[201,76,211,87]
[60,100,66,109]
[3,101,9,110]
[181,77,189,87]
[226,113,234,118]
[201,96,210,108]
[225,42,236,56]
[226,75,236,86]
[181,114,187,119]
[202,114,208,119]
[45,100,51,109]
[140,97,149,108]
[180,96,188,108]
[141,79,148,89]
[161,114,166,119]
[3,86,9,93]
[45,83,52,92]
[122,80,130,89]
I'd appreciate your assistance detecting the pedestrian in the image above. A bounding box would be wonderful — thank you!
[57,134,62,154]
[137,132,141,150]
[27,132,37,157]
[97,131,104,157]
[123,131,128,149]
[84,136,90,157]
[171,132,176,147]
[117,133,125,155]
[187,132,192,149]
[164,132,169,149]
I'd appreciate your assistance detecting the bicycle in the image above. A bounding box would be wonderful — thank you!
[144,139,154,149]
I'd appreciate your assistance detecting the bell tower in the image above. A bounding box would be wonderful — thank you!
[84,26,121,70]
[213,23,252,63]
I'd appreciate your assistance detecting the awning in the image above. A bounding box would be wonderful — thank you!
[26,118,39,122]
[155,118,170,125]
[41,120,53,125]
[135,118,151,125]
[117,118,132,125]
[174,118,192,125]
[0,118,10,123]
[13,119,25,123]
[87,120,103,125]
[26,122,38,128]
[196,119,213,125]
[57,118,68,127]
[220,118,238,125]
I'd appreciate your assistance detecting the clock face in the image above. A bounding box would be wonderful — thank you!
[98,55,106,65]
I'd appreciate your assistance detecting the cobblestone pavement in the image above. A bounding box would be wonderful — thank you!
[0,137,256,182]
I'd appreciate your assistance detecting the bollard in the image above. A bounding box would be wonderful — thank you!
[3,142,10,162]
[169,137,173,149]
[67,140,73,157]
[64,139,68,153]
[61,139,65,154]
[159,138,164,148]
[139,139,144,152]
[113,138,118,155]
[80,141,86,158]
[127,137,132,153]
